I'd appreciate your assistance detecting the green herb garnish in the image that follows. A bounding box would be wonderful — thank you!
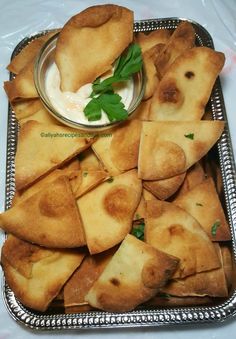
[196,202,203,206]
[84,43,143,122]
[131,223,145,241]
[184,133,194,140]
[83,171,88,177]
[211,220,221,236]
[107,176,114,183]
[135,213,140,220]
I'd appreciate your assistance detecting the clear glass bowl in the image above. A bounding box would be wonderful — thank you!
[34,32,146,132]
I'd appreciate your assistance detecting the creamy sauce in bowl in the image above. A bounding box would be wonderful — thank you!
[45,63,134,125]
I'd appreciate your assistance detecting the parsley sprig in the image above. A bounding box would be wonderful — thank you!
[132,222,145,241]
[83,43,142,122]
[211,220,221,236]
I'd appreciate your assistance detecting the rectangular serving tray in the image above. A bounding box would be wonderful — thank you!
[2,17,236,330]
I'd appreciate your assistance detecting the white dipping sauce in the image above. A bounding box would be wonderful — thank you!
[45,63,134,125]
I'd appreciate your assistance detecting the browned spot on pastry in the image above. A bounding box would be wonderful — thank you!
[158,80,182,104]
[39,190,66,218]
[146,200,164,219]
[110,278,120,286]
[169,224,184,236]
[103,186,131,221]
[185,71,194,79]
[154,140,186,178]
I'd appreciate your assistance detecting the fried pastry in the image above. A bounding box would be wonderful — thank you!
[161,244,228,297]
[4,61,38,102]
[11,98,42,120]
[79,148,103,171]
[143,172,186,200]
[155,21,195,78]
[55,4,133,91]
[110,119,142,171]
[173,177,231,241]
[92,120,142,174]
[92,130,122,176]
[135,29,171,53]
[20,106,60,126]
[71,170,109,198]
[64,248,115,308]
[15,120,93,190]
[142,44,164,99]
[1,235,85,312]
[138,120,224,180]
[145,199,220,278]
[173,162,206,200]
[12,168,78,205]
[85,234,179,312]
[132,98,151,120]
[77,169,142,254]
[7,31,59,74]
[150,47,225,121]
[0,176,86,248]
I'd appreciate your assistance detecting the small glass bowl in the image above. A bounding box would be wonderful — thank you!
[34,32,146,132]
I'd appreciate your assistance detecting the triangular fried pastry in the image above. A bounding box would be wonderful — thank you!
[4,60,38,102]
[11,98,42,120]
[20,106,60,126]
[55,5,133,91]
[64,248,115,308]
[92,120,142,174]
[15,120,93,190]
[161,244,228,297]
[145,200,220,278]
[173,162,205,200]
[77,170,142,254]
[142,44,164,99]
[155,21,195,79]
[1,235,85,312]
[13,158,80,205]
[135,29,171,53]
[132,98,151,121]
[79,148,103,171]
[173,177,231,241]
[110,119,142,171]
[85,234,179,312]
[2,235,54,279]
[71,170,109,198]
[92,130,122,176]
[0,176,86,248]
[7,31,59,74]
[143,172,186,200]
[12,169,78,205]
[150,47,225,121]
[138,121,224,180]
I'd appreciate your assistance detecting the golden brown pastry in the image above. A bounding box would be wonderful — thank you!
[85,234,179,312]
[0,176,86,248]
[145,199,220,278]
[77,169,142,254]
[55,5,133,91]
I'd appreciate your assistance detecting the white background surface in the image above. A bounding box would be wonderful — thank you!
[0,0,236,338]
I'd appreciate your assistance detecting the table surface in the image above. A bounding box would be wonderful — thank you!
[0,0,236,338]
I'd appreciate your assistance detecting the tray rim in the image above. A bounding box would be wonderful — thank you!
[2,16,236,330]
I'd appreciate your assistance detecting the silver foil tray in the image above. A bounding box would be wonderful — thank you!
[3,17,236,330]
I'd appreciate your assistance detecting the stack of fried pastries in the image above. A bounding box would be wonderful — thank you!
[0,6,233,314]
